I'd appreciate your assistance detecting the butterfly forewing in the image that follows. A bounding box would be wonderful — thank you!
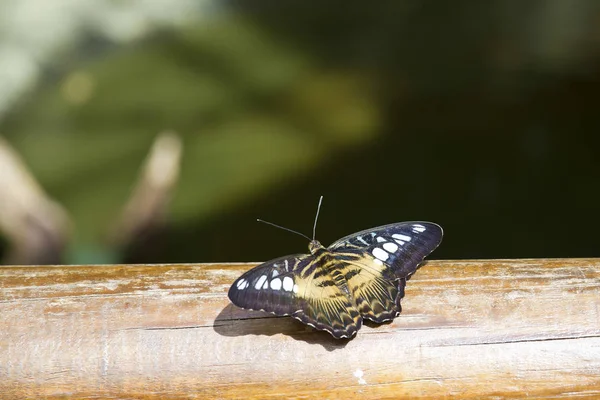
[228,254,309,316]
[329,221,443,278]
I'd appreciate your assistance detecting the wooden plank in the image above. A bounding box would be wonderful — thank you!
[0,259,599,399]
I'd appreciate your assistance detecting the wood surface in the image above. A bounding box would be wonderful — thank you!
[1,259,599,399]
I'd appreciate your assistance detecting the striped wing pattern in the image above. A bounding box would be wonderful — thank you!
[228,221,443,339]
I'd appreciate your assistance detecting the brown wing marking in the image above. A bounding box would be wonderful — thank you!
[292,258,362,339]
[342,255,402,323]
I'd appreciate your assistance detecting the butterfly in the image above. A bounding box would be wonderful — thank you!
[228,197,443,339]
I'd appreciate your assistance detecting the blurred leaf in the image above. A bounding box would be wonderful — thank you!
[2,16,381,252]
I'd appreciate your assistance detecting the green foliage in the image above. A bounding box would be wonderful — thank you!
[2,16,380,261]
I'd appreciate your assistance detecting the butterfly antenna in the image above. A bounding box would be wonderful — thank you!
[256,219,312,241]
[312,195,323,241]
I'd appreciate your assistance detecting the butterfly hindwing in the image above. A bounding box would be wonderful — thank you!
[337,254,402,323]
[292,256,362,338]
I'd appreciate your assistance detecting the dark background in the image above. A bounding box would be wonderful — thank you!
[1,1,600,264]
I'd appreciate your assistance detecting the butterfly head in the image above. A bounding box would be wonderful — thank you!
[308,240,324,254]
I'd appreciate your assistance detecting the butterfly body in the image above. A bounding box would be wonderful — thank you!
[228,221,443,339]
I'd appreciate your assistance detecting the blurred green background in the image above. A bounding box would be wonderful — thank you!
[1,1,600,264]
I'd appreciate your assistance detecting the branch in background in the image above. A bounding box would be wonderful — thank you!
[0,136,71,265]
[112,131,182,262]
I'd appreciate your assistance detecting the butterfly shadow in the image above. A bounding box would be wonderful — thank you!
[213,304,350,351]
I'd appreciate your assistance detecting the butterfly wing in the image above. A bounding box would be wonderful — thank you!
[328,222,443,322]
[329,221,443,278]
[291,255,362,339]
[228,254,309,317]
[228,253,362,339]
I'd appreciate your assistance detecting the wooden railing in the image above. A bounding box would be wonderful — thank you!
[1,259,599,398]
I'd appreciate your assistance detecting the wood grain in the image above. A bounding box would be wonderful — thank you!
[1,259,599,399]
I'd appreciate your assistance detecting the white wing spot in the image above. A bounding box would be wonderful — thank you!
[412,224,426,233]
[284,259,289,271]
[373,259,383,266]
[272,270,279,278]
[236,279,247,289]
[372,247,389,261]
[383,242,398,253]
[376,236,386,243]
[255,275,268,290]
[263,280,268,289]
[270,278,282,290]
[283,276,294,291]
[356,236,368,245]
[293,284,299,293]
[392,233,412,242]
